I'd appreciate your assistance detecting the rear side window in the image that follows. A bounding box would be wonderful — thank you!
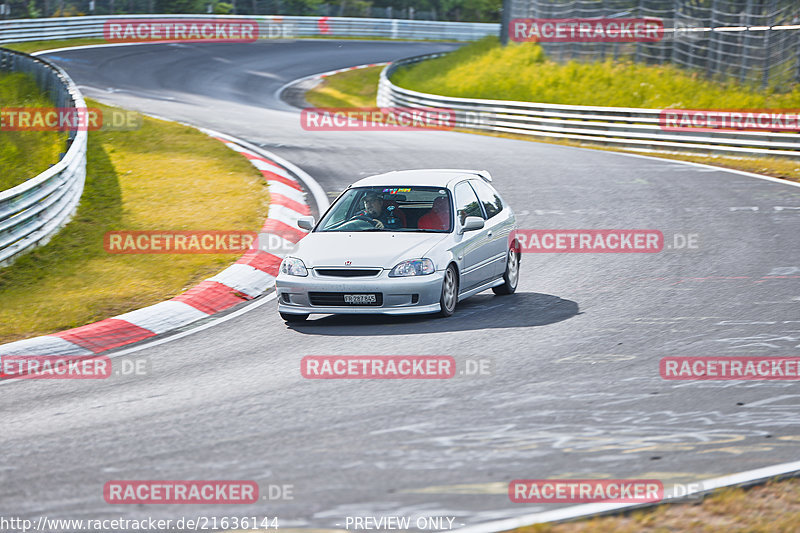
[469,179,503,219]
[454,182,483,225]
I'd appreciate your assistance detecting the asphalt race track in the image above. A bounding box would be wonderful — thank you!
[1,40,799,529]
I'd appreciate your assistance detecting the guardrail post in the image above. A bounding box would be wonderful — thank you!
[500,0,511,44]
[738,0,752,83]
[760,0,777,89]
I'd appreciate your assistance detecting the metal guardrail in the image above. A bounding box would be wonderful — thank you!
[378,54,800,158]
[0,15,497,43]
[0,48,87,266]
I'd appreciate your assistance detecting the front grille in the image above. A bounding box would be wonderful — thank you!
[315,269,381,277]
[308,292,383,306]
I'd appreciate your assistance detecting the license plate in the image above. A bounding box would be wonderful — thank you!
[344,294,376,304]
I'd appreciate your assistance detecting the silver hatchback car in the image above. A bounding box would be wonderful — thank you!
[275,169,519,322]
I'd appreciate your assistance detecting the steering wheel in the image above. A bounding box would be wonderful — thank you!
[328,217,377,231]
[350,214,381,226]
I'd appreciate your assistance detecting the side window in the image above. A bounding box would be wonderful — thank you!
[469,179,503,219]
[454,182,483,225]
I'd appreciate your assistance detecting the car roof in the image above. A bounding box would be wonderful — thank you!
[350,169,491,188]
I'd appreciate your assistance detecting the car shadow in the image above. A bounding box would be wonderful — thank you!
[285,292,579,336]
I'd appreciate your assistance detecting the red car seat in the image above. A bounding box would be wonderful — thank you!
[417,197,450,230]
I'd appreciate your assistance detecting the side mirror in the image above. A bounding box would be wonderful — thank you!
[460,216,485,234]
[297,216,315,231]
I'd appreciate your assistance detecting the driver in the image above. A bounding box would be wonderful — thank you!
[355,191,401,230]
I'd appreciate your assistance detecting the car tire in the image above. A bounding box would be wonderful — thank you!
[280,312,308,323]
[492,248,519,295]
[438,264,459,317]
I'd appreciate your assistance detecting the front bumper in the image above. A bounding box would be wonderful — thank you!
[276,268,444,315]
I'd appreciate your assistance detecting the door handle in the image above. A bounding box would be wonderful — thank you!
[487,231,493,237]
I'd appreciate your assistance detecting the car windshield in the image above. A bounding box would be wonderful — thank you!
[317,186,453,233]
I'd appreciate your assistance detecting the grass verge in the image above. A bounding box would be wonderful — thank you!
[305,66,382,108]
[2,38,109,54]
[510,477,800,533]
[0,72,67,190]
[0,99,269,344]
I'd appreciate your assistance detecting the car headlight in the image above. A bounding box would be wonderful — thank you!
[280,257,308,277]
[389,258,435,277]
